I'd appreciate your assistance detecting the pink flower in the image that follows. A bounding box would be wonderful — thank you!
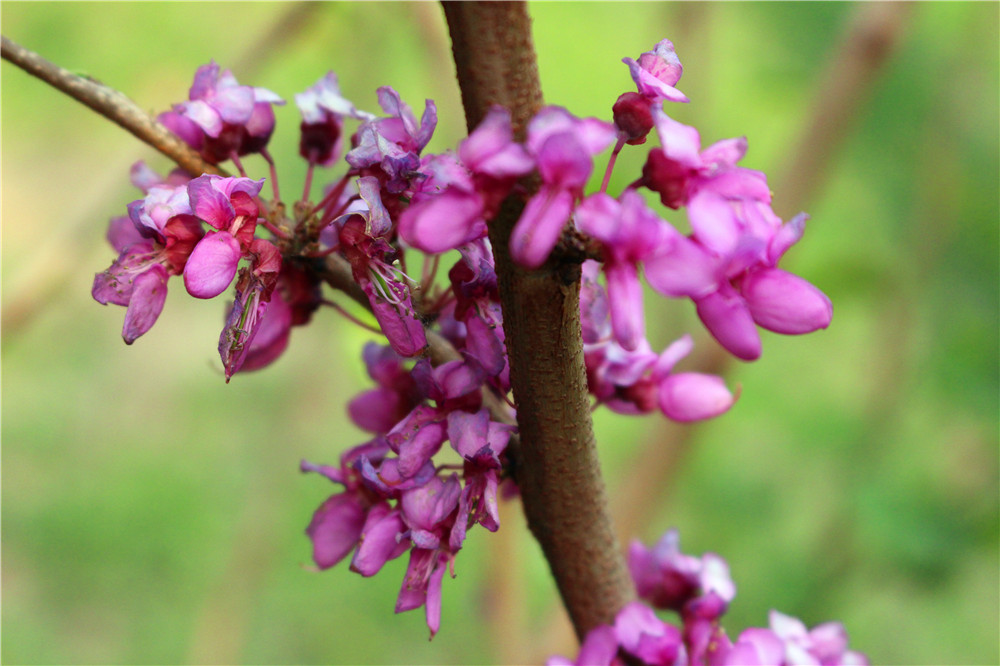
[398,107,533,254]
[93,173,205,343]
[217,238,283,381]
[338,177,427,357]
[346,86,437,193]
[575,190,673,351]
[159,61,285,163]
[296,71,373,166]
[510,107,616,268]
[624,39,689,104]
[183,175,265,299]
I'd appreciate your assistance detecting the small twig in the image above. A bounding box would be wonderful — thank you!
[0,35,224,177]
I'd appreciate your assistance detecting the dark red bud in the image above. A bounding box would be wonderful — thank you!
[641,149,692,209]
[613,92,654,145]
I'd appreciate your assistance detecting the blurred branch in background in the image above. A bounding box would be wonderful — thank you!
[777,2,915,217]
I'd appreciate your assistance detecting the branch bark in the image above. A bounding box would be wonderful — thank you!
[442,1,634,640]
[0,35,224,177]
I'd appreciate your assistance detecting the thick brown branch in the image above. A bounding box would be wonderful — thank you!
[1,35,224,177]
[442,1,634,640]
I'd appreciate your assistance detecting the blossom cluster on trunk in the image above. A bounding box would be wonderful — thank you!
[548,530,868,666]
[88,39,849,660]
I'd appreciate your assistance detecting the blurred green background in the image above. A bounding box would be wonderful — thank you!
[2,2,997,664]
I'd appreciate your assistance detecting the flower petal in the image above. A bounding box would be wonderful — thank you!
[509,186,574,268]
[184,231,241,298]
[658,372,735,422]
[742,268,832,334]
[122,265,169,344]
[695,287,761,361]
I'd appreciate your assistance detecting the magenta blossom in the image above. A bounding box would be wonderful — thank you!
[575,190,673,351]
[641,108,772,254]
[398,107,533,254]
[346,86,437,193]
[624,39,689,104]
[296,71,374,166]
[337,177,427,357]
[510,106,616,268]
[716,612,870,666]
[93,175,204,343]
[629,528,735,615]
[159,60,285,163]
[217,237,282,381]
[183,175,266,299]
[347,343,422,435]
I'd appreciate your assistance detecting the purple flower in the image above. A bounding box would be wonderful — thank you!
[93,175,205,343]
[346,86,437,193]
[642,109,771,254]
[395,546,453,638]
[628,528,735,615]
[301,440,394,571]
[159,61,285,163]
[347,343,421,434]
[575,190,673,351]
[217,238,283,381]
[716,612,869,666]
[338,177,428,357]
[182,175,265,299]
[447,240,508,379]
[398,107,533,254]
[510,107,616,268]
[624,39,689,104]
[296,71,374,166]
[768,611,869,666]
[446,409,514,548]
[549,602,684,666]
[639,110,833,360]
[581,268,735,421]
[614,601,685,666]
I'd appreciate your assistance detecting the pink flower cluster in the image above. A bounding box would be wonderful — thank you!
[548,529,868,666]
[91,37,838,645]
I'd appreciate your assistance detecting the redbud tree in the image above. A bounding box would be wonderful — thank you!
[11,2,994,665]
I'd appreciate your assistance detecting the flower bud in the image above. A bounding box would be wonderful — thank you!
[612,92,654,145]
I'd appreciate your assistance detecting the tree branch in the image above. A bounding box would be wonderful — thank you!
[442,1,634,640]
[0,35,224,177]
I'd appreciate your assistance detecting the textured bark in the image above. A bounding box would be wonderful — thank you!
[442,1,635,640]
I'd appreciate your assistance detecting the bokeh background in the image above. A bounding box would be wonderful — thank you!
[2,2,997,665]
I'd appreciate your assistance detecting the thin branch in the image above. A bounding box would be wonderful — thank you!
[442,1,634,640]
[1,35,224,177]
